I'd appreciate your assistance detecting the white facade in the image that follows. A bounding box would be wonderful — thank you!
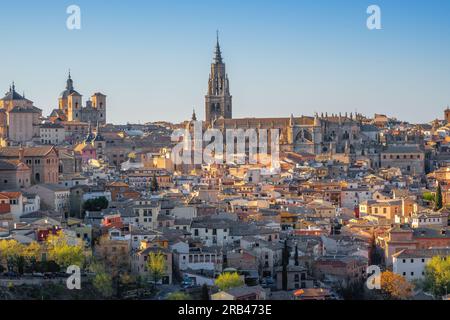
[40,125,65,145]
[171,206,197,219]
[340,188,372,209]
[23,194,40,214]
[393,249,450,281]
[131,200,160,229]
[171,241,222,273]
[191,225,231,246]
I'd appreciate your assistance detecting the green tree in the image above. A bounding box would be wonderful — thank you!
[368,232,383,266]
[93,271,114,298]
[46,232,85,269]
[423,255,450,297]
[90,261,114,298]
[281,240,290,291]
[215,272,244,291]
[423,192,435,202]
[434,184,443,211]
[147,251,166,287]
[150,174,159,193]
[294,244,299,266]
[83,196,109,211]
[334,278,367,300]
[167,292,191,300]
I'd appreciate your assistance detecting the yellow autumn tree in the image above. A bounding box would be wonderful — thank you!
[380,271,414,300]
[0,240,24,261]
[22,241,41,260]
[215,272,244,291]
[0,240,24,271]
[147,251,166,286]
[46,232,85,269]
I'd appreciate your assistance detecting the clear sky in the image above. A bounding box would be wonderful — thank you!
[1,0,450,124]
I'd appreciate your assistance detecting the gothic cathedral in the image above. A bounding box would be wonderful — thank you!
[205,32,232,123]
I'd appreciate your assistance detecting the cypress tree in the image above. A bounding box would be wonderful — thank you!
[435,183,443,211]
[282,240,289,291]
[150,173,159,193]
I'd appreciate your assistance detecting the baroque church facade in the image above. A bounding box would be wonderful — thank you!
[202,35,372,156]
[55,72,107,125]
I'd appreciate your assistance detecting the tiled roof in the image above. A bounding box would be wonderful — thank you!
[0,159,27,170]
[0,146,56,158]
[9,105,42,113]
[393,248,450,259]
[0,191,22,199]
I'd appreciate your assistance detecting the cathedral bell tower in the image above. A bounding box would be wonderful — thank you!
[205,31,232,123]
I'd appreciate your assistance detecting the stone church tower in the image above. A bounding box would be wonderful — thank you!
[205,32,232,123]
[58,72,107,124]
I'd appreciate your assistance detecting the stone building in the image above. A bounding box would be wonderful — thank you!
[0,146,59,184]
[201,35,368,156]
[204,32,232,123]
[0,83,42,144]
[380,145,425,175]
[56,72,107,125]
[0,159,31,190]
[40,123,65,145]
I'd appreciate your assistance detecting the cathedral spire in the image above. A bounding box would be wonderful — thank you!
[192,108,197,121]
[214,30,223,64]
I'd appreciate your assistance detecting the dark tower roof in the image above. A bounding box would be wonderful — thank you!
[1,82,30,101]
[60,70,81,98]
[214,30,223,64]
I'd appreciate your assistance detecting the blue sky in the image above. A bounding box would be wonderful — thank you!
[1,0,450,124]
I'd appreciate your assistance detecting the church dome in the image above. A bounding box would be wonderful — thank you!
[59,72,81,98]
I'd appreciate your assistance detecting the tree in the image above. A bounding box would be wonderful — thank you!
[215,272,244,291]
[0,240,24,272]
[90,261,114,298]
[46,232,85,269]
[423,255,450,297]
[434,183,443,211]
[294,244,299,266]
[423,192,435,203]
[150,174,159,193]
[201,283,210,300]
[22,241,41,261]
[0,240,43,273]
[380,271,414,300]
[167,292,191,300]
[334,278,367,300]
[147,251,166,287]
[83,196,109,211]
[93,271,114,298]
[368,232,383,266]
[281,240,290,291]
